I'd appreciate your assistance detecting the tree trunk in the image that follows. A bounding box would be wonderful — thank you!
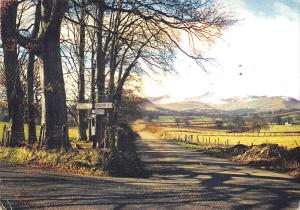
[27,51,37,145]
[89,50,96,142]
[77,0,87,141]
[95,3,106,148]
[41,35,70,149]
[1,1,25,146]
[27,1,41,146]
[39,0,70,149]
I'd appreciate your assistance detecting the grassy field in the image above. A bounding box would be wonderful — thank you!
[135,120,300,149]
[0,122,103,176]
[0,121,79,141]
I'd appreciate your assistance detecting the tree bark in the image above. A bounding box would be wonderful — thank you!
[27,51,37,145]
[77,0,87,141]
[1,1,25,146]
[89,45,96,142]
[27,0,41,145]
[39,0,70,149]
[94,2,106,148]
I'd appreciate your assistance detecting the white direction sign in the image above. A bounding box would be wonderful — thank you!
[95,102,113,109]
[94,109,105,115]
[77,103,92,109]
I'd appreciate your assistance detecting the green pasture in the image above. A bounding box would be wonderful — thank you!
[161,124,300,149]
[0,122,78,141]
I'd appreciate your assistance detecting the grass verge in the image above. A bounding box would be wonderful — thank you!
[169,139,300,177]
[0,145,104,176]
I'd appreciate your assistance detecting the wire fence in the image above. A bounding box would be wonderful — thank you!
[161,130,300,148]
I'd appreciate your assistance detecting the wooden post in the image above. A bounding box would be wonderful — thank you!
[1,125,6,146]
[61,125,69,152]
[6,129,10,146]
[38,124,45,148]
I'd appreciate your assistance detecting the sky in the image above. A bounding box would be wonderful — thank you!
[142,0,300,102]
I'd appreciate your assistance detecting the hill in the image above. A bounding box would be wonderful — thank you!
[158,101,215,112]
[137,97,172,113]
[210,96,300,113]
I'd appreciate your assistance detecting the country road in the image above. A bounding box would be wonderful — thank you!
[0,137,300,210]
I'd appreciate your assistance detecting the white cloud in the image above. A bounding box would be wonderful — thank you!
[142,1,300,100]
[273,1,299,20]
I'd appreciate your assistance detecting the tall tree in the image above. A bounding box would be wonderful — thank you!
[94,0,109,148]
[77,0,88,140]
[1,0,25,146]
[92,0,235,169]
[17,0,71,149]
[27,0,41,145]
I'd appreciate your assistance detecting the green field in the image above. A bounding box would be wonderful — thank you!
[163,132,300,149]
[140,117,300,149]
[0,122,79,141]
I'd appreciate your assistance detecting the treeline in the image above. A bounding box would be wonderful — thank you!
[0,0,233,169]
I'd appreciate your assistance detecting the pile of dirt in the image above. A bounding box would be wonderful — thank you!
[233,144,288,163]
[225,144,249,156]
[289,147,300,162]
[205,143,300,176]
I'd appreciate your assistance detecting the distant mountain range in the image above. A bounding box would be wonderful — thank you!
[145,95,300,114]
[210,96,300,113]
[159,101,214,112]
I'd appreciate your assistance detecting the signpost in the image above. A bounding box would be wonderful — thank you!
[94,109,105,115]
[77,103,92,109]
[77,102,113,143]
[77,103,112,113]
[95,102,113,109]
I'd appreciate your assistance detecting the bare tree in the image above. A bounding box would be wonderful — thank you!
[1,0,25,146]
[63,0,89,140]
[17,0,71,149]
[87,0,235,170]
[26,0,40,145]
[250,115,269,136]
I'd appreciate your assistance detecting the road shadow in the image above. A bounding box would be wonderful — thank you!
[0,139,299,209]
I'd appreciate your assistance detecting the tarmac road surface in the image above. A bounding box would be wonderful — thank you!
[0,137,300,209]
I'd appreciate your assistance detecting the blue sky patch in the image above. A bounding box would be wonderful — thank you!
[243,0,299,18]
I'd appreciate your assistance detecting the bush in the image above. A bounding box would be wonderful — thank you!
[143,123,163,133]
[102,124,146,177]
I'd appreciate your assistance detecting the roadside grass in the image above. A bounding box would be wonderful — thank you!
[0,121,104,176]
[0,122,145,177]
[165,139,300,176]
[0,145,104,176]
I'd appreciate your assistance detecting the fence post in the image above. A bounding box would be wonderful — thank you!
[61,125,69,152]
[1,125,6,146]
[38,124,44,148]
[6,129,10,146]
